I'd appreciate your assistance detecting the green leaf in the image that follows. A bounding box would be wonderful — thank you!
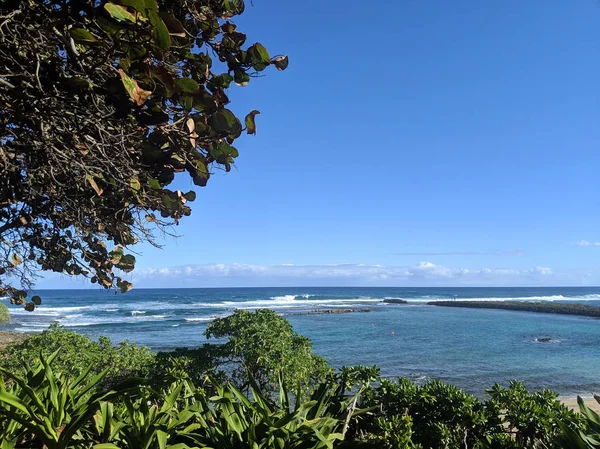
[161,192,181,212]
[175,78,200,93]
[117,255,136,273]
[247,43,270,70]
[104,3,137,23]
[119,0,147,16]
[69,28,97,43]
[209,108,240,135]
[245,110,260,135]
[130,176,141,191]
[144,0,158,10]
[109,247,124,264]
[183,191,196,202]
[147,177,161,189]
[116,279,133,293]
[93,444,122,449]
[148,11,171,53]
[31,295,42,306]
[234,70,250,87]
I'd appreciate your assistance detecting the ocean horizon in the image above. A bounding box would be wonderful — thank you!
[3,286,600,397]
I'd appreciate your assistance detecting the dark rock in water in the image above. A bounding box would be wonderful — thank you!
[308,308,371,315]
[536,337,552,342]
[383,299,408,305]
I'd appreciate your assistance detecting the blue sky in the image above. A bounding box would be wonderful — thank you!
[44,0,600,288]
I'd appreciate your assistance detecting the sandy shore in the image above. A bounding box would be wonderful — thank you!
[560,395,600,413]
[0,330,27,351]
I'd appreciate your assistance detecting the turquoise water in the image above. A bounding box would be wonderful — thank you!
[3,287,600,395]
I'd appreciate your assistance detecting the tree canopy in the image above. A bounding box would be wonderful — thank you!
[0,0,287,309]
[204,309,330,395]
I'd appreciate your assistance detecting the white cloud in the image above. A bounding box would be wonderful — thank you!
[574,240,600,247]
[131,261,555,287]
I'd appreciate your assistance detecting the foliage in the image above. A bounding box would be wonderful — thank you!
[152,345,225,388]
[0,354,372,449]
[487,380,581,448]
[357,378,498,449]
[0,303,8,324]
[204,309,330,395]
[559,396,600,448]
[0,0,287,308]
[0,324,154,388]
[0,351,139,448]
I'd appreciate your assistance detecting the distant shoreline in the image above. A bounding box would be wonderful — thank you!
[428,300,600,318]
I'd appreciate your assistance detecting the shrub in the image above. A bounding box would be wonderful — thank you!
[0,324,154,388]
[0,303,9,324]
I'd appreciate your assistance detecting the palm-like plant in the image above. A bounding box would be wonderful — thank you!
[0,351,139,449]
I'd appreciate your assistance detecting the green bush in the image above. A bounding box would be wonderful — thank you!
[0,324,154,388]
[204,309,330,395]
[0,303,9,324]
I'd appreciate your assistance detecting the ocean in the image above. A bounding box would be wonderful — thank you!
[3,286,600,396]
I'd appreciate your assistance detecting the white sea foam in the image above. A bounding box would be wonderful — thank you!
[413,295,568,303]
[184,317,212,322]
[131,310,146,316]
[269,294,314,301]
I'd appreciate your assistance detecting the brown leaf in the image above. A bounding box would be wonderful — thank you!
[118,69,151,106]
[159,12,187,37]
[186,118,198,147]
[86,174,103,196]
[271,55,289,71]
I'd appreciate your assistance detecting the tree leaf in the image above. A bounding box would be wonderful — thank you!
[117,254,136,273]
[31,295,42,305]
[247,43,270,70]
[148,11,171,53]
[159,12,186,37]
[119,0,148,16]
[245,110,260,135]
[86,174,103,196]
[69,28,97,43]
[209,108,240,135]
[104,3,137,23]
[183,191,196,202]
[116,279,133,293]
[11,253,22,267]
[118,69,151,105]
[175,78,200,93]
[234,70,250,87]
[130,176,141,191]
[271,55,289,71]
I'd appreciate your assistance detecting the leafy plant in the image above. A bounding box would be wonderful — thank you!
[0,0,287,307]
[0,351,139,448]
[204,309,330,395]
[558,396,600,449]
[487,380,581,448]
[0,324,154,389]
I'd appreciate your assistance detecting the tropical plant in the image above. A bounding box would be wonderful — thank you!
[558,396,600,449]
[487,380,581,448]
[204,309,330,395]
[0,324,154,389]
[0,0,287,308]
[0,351,139,448]
[357,378,497,449]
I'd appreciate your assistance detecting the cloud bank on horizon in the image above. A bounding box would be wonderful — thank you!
[120,261,564,288]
